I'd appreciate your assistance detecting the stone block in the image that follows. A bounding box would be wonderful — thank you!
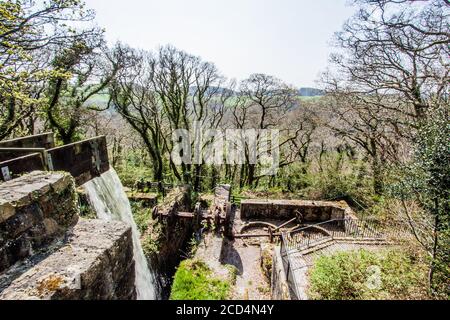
[0,219,135,300]
[240,199,350,222]
[0,171,79,272]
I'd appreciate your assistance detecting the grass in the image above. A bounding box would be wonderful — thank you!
[170,259,232,300]
[308,248,429,300]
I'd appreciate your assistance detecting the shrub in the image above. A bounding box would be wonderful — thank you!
[260,245,273,282]
[170,259,231,300]
[115,158,153,189]
[305,155,373,207]
[141,234,160,257]
[308,249,429,300]
[225,264,239,284]
[140,220,163,256]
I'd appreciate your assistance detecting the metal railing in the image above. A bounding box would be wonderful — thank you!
[282,218,386,252]
[279,217,412,299]
[280,234,301,300]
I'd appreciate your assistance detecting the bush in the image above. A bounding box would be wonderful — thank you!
[141,234,160,257]
[308,249,429,300]
[140,220,163,256]
[305,155,373,206]
[115,156,154,189]
[170,259,231,300]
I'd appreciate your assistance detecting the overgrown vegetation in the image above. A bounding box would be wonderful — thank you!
[308,249,430,300]
[170,259,232,300]
[1,0,448,299]
[261,245,274,282]
[130,200,152,234]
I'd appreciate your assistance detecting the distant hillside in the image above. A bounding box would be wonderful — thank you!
[189,86,236,96]
[298,87,324,97]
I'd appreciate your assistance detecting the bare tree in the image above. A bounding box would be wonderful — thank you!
[148,45,224,187]
[329,0,449,122]
[231,74,311,187]
[110,47,166,181]
[110,45,227,188]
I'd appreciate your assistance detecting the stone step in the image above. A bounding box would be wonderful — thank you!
[299,238,334,255]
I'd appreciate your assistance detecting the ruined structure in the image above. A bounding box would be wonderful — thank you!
[0,171,136,300]
[0,133,109,185]
[144,186,195,298]
[0,133,138,300]
[186,193,391,300]
[240,199,355,221]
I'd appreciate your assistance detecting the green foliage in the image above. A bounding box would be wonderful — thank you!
[260,246,273,282]
[140,219,163,256]
[308,249,429,300]
[387,105,450,298]
[141,234,160,257]
[188,235,200,257]
[307,155,372,205]
[116,162,154,189]
[79,202,96,219]
[130,201,151,234]
[170,259,231,300]
[0,0,101,140]
[190,191,200,208]
[225,264,239,284]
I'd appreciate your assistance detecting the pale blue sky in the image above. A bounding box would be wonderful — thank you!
[83,0,356,87]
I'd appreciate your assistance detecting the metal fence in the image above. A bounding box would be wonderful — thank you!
[280,233,301,300]
[282,218,387,252]
[279,217,396,299]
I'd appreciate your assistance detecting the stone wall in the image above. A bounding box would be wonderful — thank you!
[145,186,194,298]
[0,171,137,300]
[271,246,291,300]
[0,171,79,272]
[240,199,353,222]
[0,219,135,300]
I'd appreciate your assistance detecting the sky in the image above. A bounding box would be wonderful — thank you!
[83,0,356,88]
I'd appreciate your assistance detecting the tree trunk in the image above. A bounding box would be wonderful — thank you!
[194,164,202,192]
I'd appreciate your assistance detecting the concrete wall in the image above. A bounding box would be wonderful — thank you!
[240,199,350,221]
[0,153,46,181]
[0,135,109,185]
[0,133,55,149]
[47,137,109,185]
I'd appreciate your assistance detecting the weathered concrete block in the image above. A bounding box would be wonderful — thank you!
[240,199,349,222]
[0,219,136,300]
[0,171,79,272]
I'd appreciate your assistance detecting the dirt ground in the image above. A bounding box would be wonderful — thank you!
[217,208,280,300]
[220,238,271,300]
[195,207,294,300]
